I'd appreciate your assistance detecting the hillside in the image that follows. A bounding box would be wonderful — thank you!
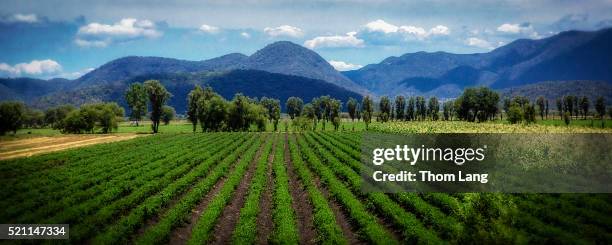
[500,80,612,105]
[344,28,612,97]
[31,70,362,113]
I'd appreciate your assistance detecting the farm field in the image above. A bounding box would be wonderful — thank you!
[0,132,610,244]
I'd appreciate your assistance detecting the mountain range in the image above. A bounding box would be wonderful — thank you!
[1,27,612,112]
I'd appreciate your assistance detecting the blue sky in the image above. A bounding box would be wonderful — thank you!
[1,0,611,79]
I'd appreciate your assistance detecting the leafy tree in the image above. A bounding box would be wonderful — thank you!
[415,96,426,120]
[580,96,590,119]
[187,85,204,132]
[161,105,176,125]
[378,96,391,122]
[556,98,563,118]
[563,96,574,118]
[124,83,148,126]
[302,103,316,130]
[261,97,281,131]
[595,96,605,128]
[23,108,45,128]
[285,97,303,119]
[197,94,227,132]
[144,80,172,133]
[45,104,76,129]
[347,97,358,121]
[329,99,341,130]
[227,94,268,132]
[507,103,523,124]
[536,96,545,120]
[545,99,549,119]
[428,97,440,121]
[394,96,406,120]
[524,103,536,123]
[455,87,500,122]
[361,96,373,130]
[443,100,454,120]
[406,97,415,121]
[607,107,612,120]
[564,112,571,126]
[0,101,26,135]
[61,103,123,134]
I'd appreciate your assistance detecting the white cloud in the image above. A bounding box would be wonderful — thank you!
[430,25,450,35]
[199,24,219,34]
[328,60,363,71]
[240,32,251,38]
[1,13,39,23]
[497,22,542,39]
[12,13,38,23]
[304,32,364,49]
[363,19,450,40]
[78,18,161,37]
[0,59,62,77]
[75,38,109,47]
[465,37,494,50]
[75,18,162,47]
[364,19,399,33]
[60,67,95,79]
[263,25,304,38]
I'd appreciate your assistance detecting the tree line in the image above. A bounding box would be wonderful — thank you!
[2,81,611,135]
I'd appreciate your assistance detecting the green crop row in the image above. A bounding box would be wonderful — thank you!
[295,134,398,245]
[92,133,256,244]
[185,134,269,245]
[287,134,347,245]
[231,134,274,244]
[269,134,300,244]
[303,133,442,244]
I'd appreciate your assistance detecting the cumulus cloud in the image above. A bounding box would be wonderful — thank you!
[497,22,541,38]
[199,24,219,34]
[328,60,363,71]
[263,25,304,38]
[240,32,251,38]
[363,19,450,40]
[0,59,62,77]
[465,37,494,50]
[304,32,364,49]
[60,67,95,79]
[1,13,39,23]
[75,18,162,47]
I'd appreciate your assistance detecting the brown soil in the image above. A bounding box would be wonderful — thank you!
[0,134,140,160]
[292,134,363,244]
[166,138,266,245]
[255,137,276,245]
[208,139,265,244]
[284,133,317,244]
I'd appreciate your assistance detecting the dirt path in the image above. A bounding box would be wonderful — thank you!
[284,133,317,244]
[256,137,276,245]
[209,139,265,244]
[0,134,141,160]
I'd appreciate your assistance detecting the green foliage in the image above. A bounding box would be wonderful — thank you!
[455,87,500,122]
[285,97,303,120]
[361,96,373,129]
[0,101,26,135]
[186,85,204,132]
[536,96,545,120]
[261,97,281,131]
[428,97,440,121]
[347,97,358,121]
[394,96,405,120]
[564,112,571,126]
[524,104,536,124]
[507,103,523,124]
[443,100,454,121]
[271,135,299,244]
[161,105,175,125]
[22,107,45,128]
[61,102,124,133]
[378,96,391,122]
[406,97,415,121]
[125,83,148,124]
[44,104,76,129]
[144,80,172,133]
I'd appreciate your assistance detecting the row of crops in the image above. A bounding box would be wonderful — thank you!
[0,132,610,244]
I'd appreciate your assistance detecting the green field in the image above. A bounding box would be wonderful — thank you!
[0,131,610,244]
